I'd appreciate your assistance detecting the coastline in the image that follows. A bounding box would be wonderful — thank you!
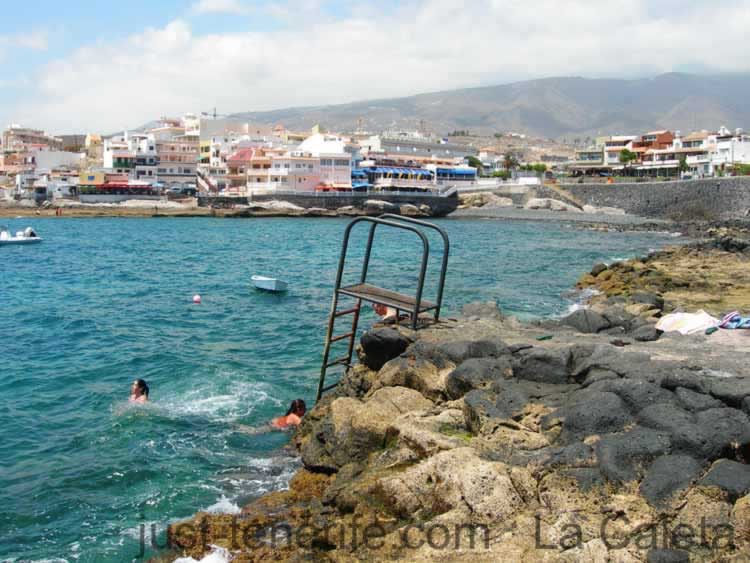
[159,234,750,562]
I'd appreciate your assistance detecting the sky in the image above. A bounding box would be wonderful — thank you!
[2,0,750,134]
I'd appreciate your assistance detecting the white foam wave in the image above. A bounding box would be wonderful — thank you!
[173,545,232,563]
[155,379,283,423]
[204,496,241,515]
[561,287,601,315]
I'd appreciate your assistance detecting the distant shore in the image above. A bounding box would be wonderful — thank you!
[450,206,670,227]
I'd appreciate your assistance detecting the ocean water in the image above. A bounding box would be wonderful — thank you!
[0,217,674,562]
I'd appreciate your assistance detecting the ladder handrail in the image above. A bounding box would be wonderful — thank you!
[377,214,450,321]
[317,215,449,402]
[335,216,430,300]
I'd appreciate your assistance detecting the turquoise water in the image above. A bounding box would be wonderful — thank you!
[0,217,674,562]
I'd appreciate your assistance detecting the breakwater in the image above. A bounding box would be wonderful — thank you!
[198,191,459,217]
[560,177,750,220]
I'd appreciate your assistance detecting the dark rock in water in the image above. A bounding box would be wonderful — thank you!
[700,459,750,498]
[513,348,570,384]
[360,328,410,370]
[445,357,513,399]
[461,301,503,320]
[560,309,611,333]
[710,377,750,408]
[632,325,661,342]
[590,263,608,277]
[553,391,633,443]
[675,387,723,411]
[631,291,665,311]
[639,455,704,506]
[595,426,671,483]
[646,548,690,563]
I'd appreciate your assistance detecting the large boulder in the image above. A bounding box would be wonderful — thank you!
[360,328,411,370]
[630,291,665,311]
[639,455,704,506]
[551,391,633,443]
[514,348,571,384]
[300,386,432,471]
[561,309,611,334]
[674,387,723,411]
[414,339,509,364]
[461,301,504,320]
[710,377,750,408]
[524,198,581,212]
[386,408,469,458]
[375,447,529,523]
[371,357,449,401]
[700,459,750,499]
[445,356,513,399]
[595,426,671,483]
[364,199,398,214]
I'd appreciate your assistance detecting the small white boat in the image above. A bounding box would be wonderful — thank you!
[252,275,288,292]
[0,226,42,245]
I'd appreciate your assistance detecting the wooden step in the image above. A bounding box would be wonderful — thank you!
[337,283,436,312]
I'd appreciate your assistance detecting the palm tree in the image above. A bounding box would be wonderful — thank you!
[503,153,519,171]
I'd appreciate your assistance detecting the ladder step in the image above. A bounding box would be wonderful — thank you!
[325,356,351,368]
[330,332,354,343]
[321,382,340,393]
[333,307,359,318]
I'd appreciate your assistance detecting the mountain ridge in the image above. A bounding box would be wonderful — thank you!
[229,73,750,139]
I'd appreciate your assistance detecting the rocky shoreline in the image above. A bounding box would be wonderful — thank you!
[158,236,750,562]
[0,199,437,219]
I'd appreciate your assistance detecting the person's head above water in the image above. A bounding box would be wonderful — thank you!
[285,399,306,417]
[130,379,149,402]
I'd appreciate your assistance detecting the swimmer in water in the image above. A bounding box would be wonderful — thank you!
[129,379,149,403]
[271,399,306,429]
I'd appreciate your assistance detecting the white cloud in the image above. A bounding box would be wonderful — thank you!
[8,0,750,132]
[0,30,48,53]
[190,0,253,15]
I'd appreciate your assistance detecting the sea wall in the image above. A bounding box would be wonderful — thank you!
[198,192,459,217]
[560,177,750,219]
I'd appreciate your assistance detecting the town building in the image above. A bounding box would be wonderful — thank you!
[360,133,479,160]
[155,138,198,186]
[297,134,351,188]
[2,125,63,151]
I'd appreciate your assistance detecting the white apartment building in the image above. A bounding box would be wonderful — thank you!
[297,134,351,187]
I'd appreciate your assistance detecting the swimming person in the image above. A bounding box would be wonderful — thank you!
[129,379,149,403]
[271,399,306,429]
[373,303,398,322]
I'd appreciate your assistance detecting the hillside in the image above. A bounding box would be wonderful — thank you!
[230,73,750,139]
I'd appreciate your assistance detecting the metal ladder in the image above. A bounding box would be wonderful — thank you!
[316,214,450,402]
